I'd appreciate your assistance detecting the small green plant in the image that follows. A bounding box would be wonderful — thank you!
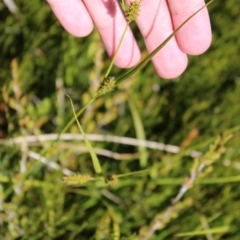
[62,0,215,185]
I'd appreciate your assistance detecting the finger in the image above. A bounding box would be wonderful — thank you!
[131,0,188,79]
[83,0,141,68]
[47,0,93,37]
[168,0,212,55]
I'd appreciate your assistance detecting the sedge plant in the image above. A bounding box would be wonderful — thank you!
[63,0,216,185]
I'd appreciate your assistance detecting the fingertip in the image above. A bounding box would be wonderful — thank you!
[186,32,212,56]
[66,18,94,38]
[169,0,212,55]
[47,0,93,37]
[153,49,188,79]
[175,11,212,55]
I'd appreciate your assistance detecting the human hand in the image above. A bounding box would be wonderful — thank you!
[47,0,212,79]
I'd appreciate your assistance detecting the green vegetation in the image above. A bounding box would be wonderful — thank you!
[1,1,240,239]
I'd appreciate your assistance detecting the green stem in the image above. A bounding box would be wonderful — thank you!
[116,169,149,178]
[67,95,103,174]
[105,24,129,78]
[128,93,148,168]
[57,97,96,141]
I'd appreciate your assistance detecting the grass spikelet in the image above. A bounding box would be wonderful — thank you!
[63,173,95,186]
[125,1,141,23]
[97,76,116,97]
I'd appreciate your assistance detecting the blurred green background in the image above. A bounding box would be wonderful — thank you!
[0,0,240,239]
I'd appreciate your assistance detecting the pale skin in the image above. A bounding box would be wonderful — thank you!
[47,0,212,79]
